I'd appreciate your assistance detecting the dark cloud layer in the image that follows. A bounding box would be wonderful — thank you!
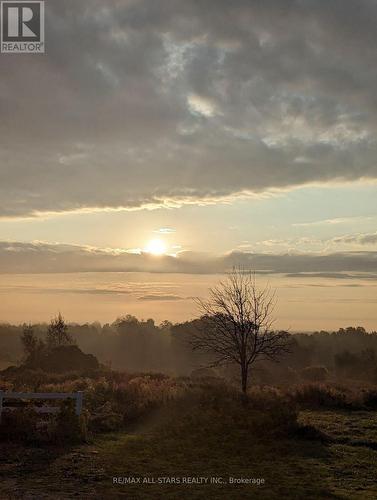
[1,0,377,217]
[0,241,376,278]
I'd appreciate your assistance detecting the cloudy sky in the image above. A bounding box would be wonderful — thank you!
[0,0,376,328]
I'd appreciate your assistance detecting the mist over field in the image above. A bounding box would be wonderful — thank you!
[1,0,377,497]
[0,271,376,330]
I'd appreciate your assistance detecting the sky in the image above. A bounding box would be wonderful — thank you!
[0,0,376,329]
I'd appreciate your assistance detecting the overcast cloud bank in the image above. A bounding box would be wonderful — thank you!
[0,241,375,279]
[1,0,377,217]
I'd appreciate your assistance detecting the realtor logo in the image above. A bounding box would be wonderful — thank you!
[1,1,44,53]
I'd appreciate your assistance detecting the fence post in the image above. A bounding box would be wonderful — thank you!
[75,391,83,416]
[0,391,3,424]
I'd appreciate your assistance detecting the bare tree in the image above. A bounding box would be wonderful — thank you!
[192,269,291,394]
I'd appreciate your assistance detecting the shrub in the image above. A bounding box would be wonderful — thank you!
[292,383,358,409]
[89,401,122,432]
[0,408,40,442]
[248,387,298,437]
[0,400,87,444]
[120,376,182,424]
[362,389,377,409]
[159,383,299,442]
[2,368,47,391]
[33,345,100,373]
[301,366,329,382]
[49,400,88,444]
[190,367,219,379]
[80,374,184,429]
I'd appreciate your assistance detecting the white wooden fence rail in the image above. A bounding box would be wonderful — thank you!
[0,391,83,422]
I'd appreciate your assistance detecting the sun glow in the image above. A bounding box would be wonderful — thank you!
[145,239,166,255]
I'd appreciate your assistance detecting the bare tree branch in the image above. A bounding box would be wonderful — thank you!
[191,268,292,393]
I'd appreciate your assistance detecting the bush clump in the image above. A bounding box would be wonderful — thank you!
[0,408,40,443]
[0,400,87,444]
[362,389,377,409]
[89,401,123,432]
[159,383,299,444]
[292,383,358,409]
[49,400,88,444]
[301,366,329,382]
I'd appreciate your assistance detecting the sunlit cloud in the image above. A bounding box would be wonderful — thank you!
[153,227,176,234]
[187,93,219,117]
[292,216,374,227]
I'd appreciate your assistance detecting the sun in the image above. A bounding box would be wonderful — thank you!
[145,238,166,255]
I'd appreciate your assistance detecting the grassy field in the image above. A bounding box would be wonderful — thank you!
[1,409,377,499]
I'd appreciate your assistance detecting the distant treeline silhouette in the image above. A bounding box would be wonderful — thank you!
[1,318,377,383]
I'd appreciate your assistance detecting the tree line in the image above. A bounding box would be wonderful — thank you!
[0,271,376,390]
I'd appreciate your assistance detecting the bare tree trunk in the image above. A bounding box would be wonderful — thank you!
[241,363,248,394]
